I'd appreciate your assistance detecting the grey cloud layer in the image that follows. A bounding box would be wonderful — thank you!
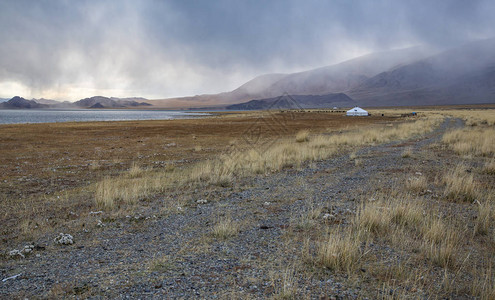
[1,0,494,100]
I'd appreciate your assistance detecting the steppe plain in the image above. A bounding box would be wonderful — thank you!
[1,107,495,299]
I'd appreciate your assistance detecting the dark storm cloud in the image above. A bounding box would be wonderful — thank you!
[0,0,494,100]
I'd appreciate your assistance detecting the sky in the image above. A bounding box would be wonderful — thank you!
[1,0,495,101]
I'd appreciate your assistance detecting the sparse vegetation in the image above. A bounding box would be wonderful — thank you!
[422,235,455,268]
[483,158,495,174]
[406,175,428,193]
[91,114,444,208]
[295,130,310,143]
[442,127,495,157]
[211,217,239,240]
[401,147,413,158]
[148,255,174,272]
[474,200,495,236]
[295,204,321,231]
[471,264,495,300]
[127,162,145,178]
[273,267,297,299]
[354,158,363,166]
[3,109,495,298]
[315,227,363,273]
[443,163,478,202]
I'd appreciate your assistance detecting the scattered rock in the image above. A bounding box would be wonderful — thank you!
[323,213,336,221]
[54,233,74,245]
[259,225,273,230]
[2,273,22,282]
[9,249,25,259]
[97,220,105,227]
[9,245,34,259]
[22,244,34,254]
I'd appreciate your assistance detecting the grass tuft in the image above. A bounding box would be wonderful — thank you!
[443,163,478,202]
[422,234,456,268]
[295,130,310,143]
[211,217,239,240]
[316,228,363,273]
[406,175,428,193]
[474,201,495,236]
[483,158,495,175]
[401,147,413,158]
[128,162,144,178]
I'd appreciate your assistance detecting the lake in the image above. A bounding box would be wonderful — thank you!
[0,109,210,124]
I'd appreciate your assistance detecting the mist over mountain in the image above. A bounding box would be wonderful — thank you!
[153,38,495,108]
[347,38,495,105]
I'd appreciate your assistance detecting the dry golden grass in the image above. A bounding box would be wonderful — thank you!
[471,265,495,300]
[401,147,413,158]
[406,175,428,193]
[483,158,495,174]
[422,216,448,244]
[316,227,363,273]
[443,163,478,202]
[323,115,443,147]
[95,175,155,209]
[474,200,495,236]
[422,235,456,268]
[273,267,297,300]
[211,217,240,240]
[189,158,234,186]
[127,162,145,178]
[295,204,322,231]
[446,109,495,126]
[295,130,310,143]
[355,195,424,235]
[421,216,458,268]
[355,200,390,234]
[442,127,495,157]
[92,114,444,222]
[354,194,460,268]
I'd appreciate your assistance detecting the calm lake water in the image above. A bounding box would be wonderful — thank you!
[0,109,210,124]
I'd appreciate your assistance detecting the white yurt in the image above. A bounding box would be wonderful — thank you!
[346,107,368,116]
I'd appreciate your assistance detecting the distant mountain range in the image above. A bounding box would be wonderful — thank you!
[0,96,151,109]
[0,96,49,109]
[75,96,151,108]
[226,93,355,110]
[152,38,495,109]
[2,38,494,110]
